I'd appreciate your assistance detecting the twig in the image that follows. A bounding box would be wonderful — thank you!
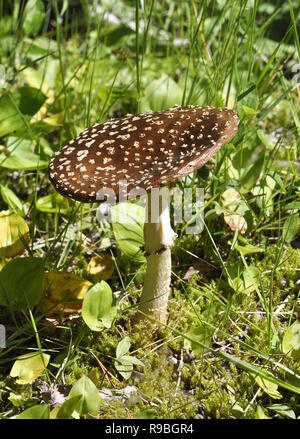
[90,350,121,387]
[175,349,184,394]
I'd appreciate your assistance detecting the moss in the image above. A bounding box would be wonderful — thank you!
[100,399,129,419]
[130,350,198,419]
[1,238,299,418]
[62,245,300,418]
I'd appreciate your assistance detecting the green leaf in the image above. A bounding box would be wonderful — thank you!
[56,395,83,419]
[231,136,265,194]
[140,74,182,112]
[285,202,300,210]
[240,155,264,193]
[237,83,259,109]
[0,94,28,137]
[227,263,260,294]
[282,212,299,244]
[268,404,296,419]
[234,243,264,256]
[0,185,27,216]
[232,142,256,171]
[221,188,242,208]
[17,404,50,419]
[257,129,275,150]
[282,321,300,359]
[114,357,134,380]
[0,88,46,138]
[82,281,116,331]
[10,352,50,384]
[242,266,260,293]
[0,256,45,310]
[0,152,48,170]
[23,0,45,37]
[229,395,244,418]
[252,174,277,215]
[88,368,101,387]
[0,210,29,257]
[36,193,70,214]
[60,0,69,16]
[68,375,100,416]
[116,336,131,358]
[18,86,47,116]
[0,137,48,170]
[103,25,134,47]
[285,368,300,389]
[184,325,212,355]
[255,375,282,399]
[8,393,23,408]
[255,405,269,419]
[120,355,144,367]
[20,60,58,97]
[115,337,143,379]
[111,202,145,262]
[242,105,258,116]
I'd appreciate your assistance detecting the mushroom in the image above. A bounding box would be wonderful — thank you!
[49,105,238,324]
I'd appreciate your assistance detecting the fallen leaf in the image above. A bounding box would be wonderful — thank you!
[224,212,247,234]
[183,261,221,281]
[87,255,114,281]
[0,210,29,257]
[40,272,92,315]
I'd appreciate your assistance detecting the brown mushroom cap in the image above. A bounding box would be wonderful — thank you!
[49,105,238,203]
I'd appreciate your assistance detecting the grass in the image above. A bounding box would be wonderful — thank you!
[0,0,299,419]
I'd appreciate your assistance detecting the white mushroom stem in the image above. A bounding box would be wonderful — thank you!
[136,194,176,323]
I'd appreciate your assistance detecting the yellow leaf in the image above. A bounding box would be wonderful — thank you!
[21,67,51,95]
[222,188,240,206]
[50,406,60,419]
[43,113,64,126]
[40,272,92,315]
[0,210,29,257]
[10,352,50,384]
[87,255,114,281]
[222,188,247,233]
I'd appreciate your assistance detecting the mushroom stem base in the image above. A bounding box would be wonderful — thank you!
[136,247,172,324]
